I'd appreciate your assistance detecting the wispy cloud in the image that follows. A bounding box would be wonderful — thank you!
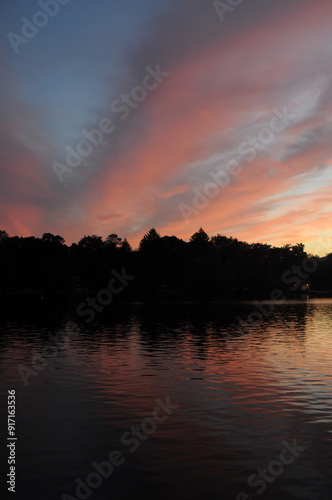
[1,0,332,252]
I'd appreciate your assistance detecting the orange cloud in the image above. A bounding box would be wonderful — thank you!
[75,0,332,251]
[3,0,332,253]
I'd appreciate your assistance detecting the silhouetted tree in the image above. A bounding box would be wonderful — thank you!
[1,227,331,300]
[105,233,122,249]
[190,227,209,245]
[189,228,210,258]
[0,230,9,240]
[120,238,132,253]
[78,235,103,252]
[139,228,161,251]
[42,233,65,245]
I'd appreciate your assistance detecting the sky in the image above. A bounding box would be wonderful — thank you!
[1,0,332,254]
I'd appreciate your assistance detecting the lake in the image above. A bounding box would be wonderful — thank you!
[1,299,332,499]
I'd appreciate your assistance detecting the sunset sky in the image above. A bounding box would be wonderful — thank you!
[1,0,332,254]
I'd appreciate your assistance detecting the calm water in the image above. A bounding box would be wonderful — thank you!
[1,299,332,499]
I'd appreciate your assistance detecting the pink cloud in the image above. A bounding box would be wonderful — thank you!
[2,0,332,254]
[66,0,332,251]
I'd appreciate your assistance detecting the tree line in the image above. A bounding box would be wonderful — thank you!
[0,228,331,300]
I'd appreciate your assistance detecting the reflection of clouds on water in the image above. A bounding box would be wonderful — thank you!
[0,300,331,498]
